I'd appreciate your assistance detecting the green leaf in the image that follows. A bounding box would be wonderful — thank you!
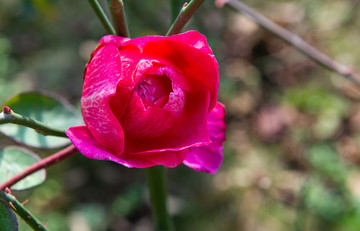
[0,146,46,190]
[0,199,18,231]
[0,92,83,148]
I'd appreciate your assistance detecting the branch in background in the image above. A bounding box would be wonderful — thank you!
[0,145,78,190]
[88,0,116,35]
[0,106,67,138]
[166,0,206,36]
[217,0,360,87]
[0,189,47,231]
[108,0,130,37]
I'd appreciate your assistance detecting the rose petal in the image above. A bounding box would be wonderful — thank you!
[128,149,188,168]
[108,57,211,154]
[124,89,211,154]
[118,31,214,57]
[143,39,219,111]
[120,93,178,139]
[169,30,214,56]
[183,103,226,174]
[109,44,143,120]
[143,60,189,91]
[99,35,130,47]
[132,59,187,115]
[66,126,186,168]
[66,126,134,167]
[100,35,145,121]
[117,32,218,110]
[82,45,125,154]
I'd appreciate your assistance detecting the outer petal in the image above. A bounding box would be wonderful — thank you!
[127,149,188,168]
[124,89,211,154]
[66,126,186,168]
[183,103,226,174]
[109,44,142,120]
[118,31,214,58]
[120,93,178,139]
[81,45,125,154]
[66,126,130,165]
[99,35,130,47]
[169,30,215,56]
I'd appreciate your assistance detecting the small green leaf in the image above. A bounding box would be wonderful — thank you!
[0,92,83,148]
[0,146,46,190]
[0,200,18,231]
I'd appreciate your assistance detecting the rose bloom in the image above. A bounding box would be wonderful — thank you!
[66,31,226,174]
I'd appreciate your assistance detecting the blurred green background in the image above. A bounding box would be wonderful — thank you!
[2,0,360,230]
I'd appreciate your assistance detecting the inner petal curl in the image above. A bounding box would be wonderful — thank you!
[135,75,172,108]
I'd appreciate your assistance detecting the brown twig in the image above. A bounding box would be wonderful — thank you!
[218,0,360,87]
[108,0,129,37]
[0,145,78,190]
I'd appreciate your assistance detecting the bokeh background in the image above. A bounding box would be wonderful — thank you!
[2,0,360,230]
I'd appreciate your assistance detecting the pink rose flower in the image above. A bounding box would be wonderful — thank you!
[66,31,226,174]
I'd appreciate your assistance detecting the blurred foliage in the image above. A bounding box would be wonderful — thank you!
[0,146,46,190]
[0,92,82,148]
[3,0,360,230]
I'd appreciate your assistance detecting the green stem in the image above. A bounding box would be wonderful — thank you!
[108,0,130,37]
[166,0,206,36]
[145,166,174,231]
[88,0,116,35]
[0,190,47,231]
[170,0,183,22]
[0,106,67,138]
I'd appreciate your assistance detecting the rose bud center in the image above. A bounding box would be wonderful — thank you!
[135,75,173,108]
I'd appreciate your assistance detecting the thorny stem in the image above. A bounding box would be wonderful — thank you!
[0,145,78,190]
[219,0,360,87]
[88,0,116,35]
[0,189,47,231]
[166,0,206,36]
[0,106,67,138]
[108,0,130,37]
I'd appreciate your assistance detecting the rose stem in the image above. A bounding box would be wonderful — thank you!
[0,106,67,138]
[0,189,47,231]
[108,0,130,37]
[88,0,116,35]
[0,145,78,190]
[166,0,206,36]
[170,0,184,23]
[145,166,174,231]
[221,0,360,87]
